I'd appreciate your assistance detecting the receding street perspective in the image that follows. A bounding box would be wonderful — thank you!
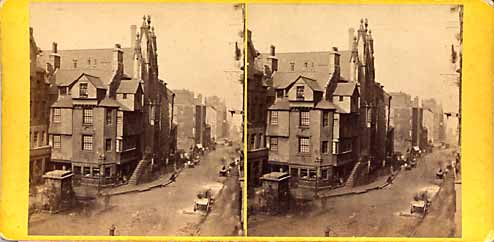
[28,3,244,236]
[246,4,462,237]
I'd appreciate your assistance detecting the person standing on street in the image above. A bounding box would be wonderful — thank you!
[109,224,116,236]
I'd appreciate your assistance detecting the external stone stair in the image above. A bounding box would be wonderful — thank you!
[345,161,361,187]
[128,159,150,185]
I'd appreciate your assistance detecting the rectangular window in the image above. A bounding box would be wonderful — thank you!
[83,108,93,125]
[300,169,308,178]
[105,139,112,151]
[106,109,112,125]
[116,139,122,152]
[309,169,317,179]
[276,90,284,98]
[79,83,88,98]
[322,141,329,154]
[332,141,338,154]
[82,135,93,151]
[322,111,329,127]
[53,108,61,123]
[321,169,328,180]
[33,132,38,147]
[290,168,298,177]
[270,111,279,125]
[270,137,278,151]
[300,111,310,126]
[83,167,90,176]
[250,134,256,149]
[41,131,45,145]
[339,96,344,101]
[53,135,61,149]
[73,166,81,175]
[60,87,67,95]
[299,137,310,153]
[104,167,111,177]
[296,86,304,100]
[123,93,128,99]
[93,168,100,177]
[290,62,295,71]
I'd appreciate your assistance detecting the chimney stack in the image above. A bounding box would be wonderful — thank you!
[131,25,137,48]
[268,44,278,72]
[49,42,61,70]
[113,43,124,74]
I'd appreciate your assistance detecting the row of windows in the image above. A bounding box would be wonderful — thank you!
[269,136,347,155]
[269,110,331,127]
[53,108,115,126]
[249,133,265,150]
[73,165,111,178]
[30,131,47,148]
[52,135,122,152]
[290,167,331,180]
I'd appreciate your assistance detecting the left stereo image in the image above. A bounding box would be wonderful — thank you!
[28,2,245,236]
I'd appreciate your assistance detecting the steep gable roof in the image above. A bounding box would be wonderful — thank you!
[273,72,330,91]
[55,69,113,88]
[58,72,107,89]
[333,82,358,96]
[116,79,141,94]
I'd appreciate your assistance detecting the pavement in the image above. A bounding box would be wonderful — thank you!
[248,147,460,237]
[28,145,242,236]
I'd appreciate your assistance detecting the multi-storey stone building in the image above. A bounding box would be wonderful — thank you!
[45,16,175,187]
[30,28,57,185]
[258,19,391,196]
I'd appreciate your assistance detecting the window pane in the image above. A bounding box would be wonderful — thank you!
[296,86,304,100]
[290,168,298,177]
[82,135,93,150]
[83,108,93,124]
[53,135,61,149]
[106,109,112,125]
[270,111,278,125]
[105,139,112,151]
[80,83,88,98]
[300,111,310,126]
[299,137,310,153]
[270,137,278,151]
[53,108,61,122]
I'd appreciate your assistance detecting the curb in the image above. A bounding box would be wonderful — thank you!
[319,170,400,199]
[104,168,185,197]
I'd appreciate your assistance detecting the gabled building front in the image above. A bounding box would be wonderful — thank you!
[45,16,175,188]
[260,19,391,196]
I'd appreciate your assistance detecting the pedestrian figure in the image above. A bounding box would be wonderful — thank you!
[324,225,332,237]
[109,224,116,236]
[386,174,394,184]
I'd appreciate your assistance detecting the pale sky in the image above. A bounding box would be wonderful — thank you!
[248,4,461,115]
[30,2,244,112]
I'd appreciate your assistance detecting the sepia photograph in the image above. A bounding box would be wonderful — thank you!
[28,2,244,236]
[246,4,462,237]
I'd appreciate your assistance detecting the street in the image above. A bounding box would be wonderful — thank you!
[248,147,460,237]
[28,145,241,236]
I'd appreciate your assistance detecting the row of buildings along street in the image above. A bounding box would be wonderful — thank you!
[246,4,462,237]
[28,3,244,236]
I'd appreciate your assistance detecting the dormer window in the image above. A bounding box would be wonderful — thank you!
[79,83,88,98]
[296,86,304,100]
[339,96,344,101]
[123,93,128,99]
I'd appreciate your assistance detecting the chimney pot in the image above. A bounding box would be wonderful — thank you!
[270,45,276,56]
[52,42,58,53]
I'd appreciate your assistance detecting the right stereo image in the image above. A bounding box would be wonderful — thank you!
[246,4,462,237]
